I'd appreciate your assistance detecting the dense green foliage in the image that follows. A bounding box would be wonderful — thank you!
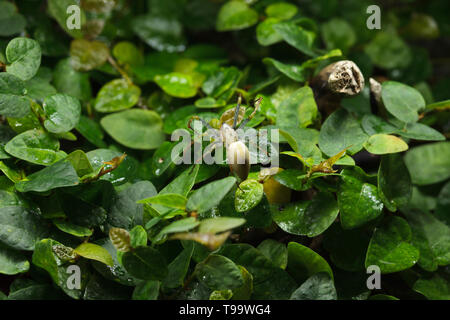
[0,0,449,300]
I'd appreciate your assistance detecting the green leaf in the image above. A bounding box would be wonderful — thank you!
[0,2,26,36]
[361,115,399,136]
[75,116,106,148]
[74,243,114,266]
[101,109,165,150]
[381,81,425,123]
[378,154,412,211]
[53,220,93,238]
[132,14,186,53]
[403,209,450,272]
[398,122,445,141]
[70,39,109,72]
[195,97,226,109]
[94,79,141,113]
[235,179,263,213]
[363,134,408,155]
[256,18,283,46]
[272,192,339,237]
[321,18,356,52]
[122,246,168,280]
[133,281,160,300]
[66,150,94,177]
[157,217,199,237]
[323,223,370,272]
[107,181,157,230]
[15,160,79,193]
[0,244,29,275]
[265,2,298,20]
[0,206,48,250]
[86,149,138,186]
[4,130,66,166]
[263,58,306,82]
[365,32,412,69]
[365,216,419,274]
[277,86,318,129]
[216,1,258,32]
[43,94,81,134]
[163,245,194,289]
[319,108,368,156]
[195,254,244,290]
[129,225,148,248]
[154,72,197,98]
[48,0,84,38]
[186,177,236,214]
[112,42,144,67]
[198,217,246,234]
[273,22,317,57]
[0,73,30,118]
[287,242,333,284]
[338,167,384,229]
[53,58,92,102]
[404,142,450,185]
[413,274,450,300]
[290,273,337,300]
[6,37,41,81]
[138,193,187,210]
[257,239,288,269]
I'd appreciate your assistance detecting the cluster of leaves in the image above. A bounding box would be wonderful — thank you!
[0,0,449,300]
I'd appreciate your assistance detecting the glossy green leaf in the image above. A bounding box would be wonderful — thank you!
[338,167,384,229]
[6,37,41,81]
[265,2,298,20]
[403,209,450,272]
[216,1,258,32]
[132,14,186,53]
[74,243,114,266]
[198,217,246,234]
[15,160,79,193]
[273,22,317,57]
[363,134,408,155]
[0,206,48,250]
[122,246,168,280]
[287,242,333,284]
[94,79,141,113]
[365,216,419,274]
[277,86,318,129]
[186,177,236,214]
[0,73,30,118]
[5,130,66,166]
[381,81,425,123]
[43,94,81,134]
[378,154,412,211]
[0,2,26,36]
[195,254,244,290]
[101,109,165,150]
[256,18,283,46]
[365,32,412,69]
[413,274,450,300]
[257,239,288,269]
[404,142,450,185]
[272,192,339,237]
[138,193,187,210]
[154,72,197,98]
[319,108,368,156]
[290,273,337,300]
[235,179,263,213]
[0,244,29,275]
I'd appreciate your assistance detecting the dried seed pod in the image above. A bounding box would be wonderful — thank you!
[311,60,365,115]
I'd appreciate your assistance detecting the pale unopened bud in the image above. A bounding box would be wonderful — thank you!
[227,141,250,181]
